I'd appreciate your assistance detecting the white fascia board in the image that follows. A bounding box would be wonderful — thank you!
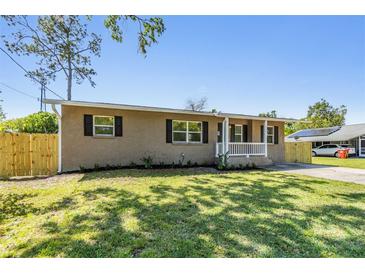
[43,99,301,123]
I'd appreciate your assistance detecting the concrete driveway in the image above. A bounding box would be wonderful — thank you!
[267,163,365,185]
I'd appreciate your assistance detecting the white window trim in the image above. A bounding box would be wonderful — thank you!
[234,125,243,143]
[93,115,115,137]
[172,120,202,144]
[267,126,274,144]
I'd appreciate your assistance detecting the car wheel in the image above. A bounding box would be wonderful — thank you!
[334,151,339,158]
[312,151,317,157]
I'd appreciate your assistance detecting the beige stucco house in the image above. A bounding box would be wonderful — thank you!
[44,99,298,172]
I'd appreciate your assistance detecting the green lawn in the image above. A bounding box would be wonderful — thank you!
[1,168,365,258]
[313,157,365,169]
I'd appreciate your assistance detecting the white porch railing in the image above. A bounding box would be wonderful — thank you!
[216,142,266,157]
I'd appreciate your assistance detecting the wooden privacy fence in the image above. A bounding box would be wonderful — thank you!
[285,142,312,164]
[0,133,58,177]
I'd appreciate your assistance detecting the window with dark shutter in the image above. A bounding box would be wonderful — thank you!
[243,125,248,142]
[115,116,123,137]
[84,115,93,136]
[217,122,222,143]
[166,119,172,143]
[203,121,208,144]
[260,125,264,143]
[274,126,279,144]
[230,124,235,142]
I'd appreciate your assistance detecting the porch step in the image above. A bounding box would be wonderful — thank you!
[227,156,273,167]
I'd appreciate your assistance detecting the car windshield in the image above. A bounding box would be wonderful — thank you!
[340,145,349,147]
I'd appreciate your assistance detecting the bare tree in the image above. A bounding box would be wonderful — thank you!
[185,97,208,111]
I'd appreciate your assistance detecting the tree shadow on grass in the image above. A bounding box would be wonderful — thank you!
[77,168,219,182]
[0,193,38,222]
[13,169,365,258]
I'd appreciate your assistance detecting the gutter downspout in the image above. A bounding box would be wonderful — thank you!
[51,104,62,173]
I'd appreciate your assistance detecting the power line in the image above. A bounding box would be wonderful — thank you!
[0,47,65,100]
[0,82,39,101]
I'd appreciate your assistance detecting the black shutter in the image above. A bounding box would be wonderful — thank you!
[115,116,123,137]
[217,122,222,143]
[243,125,248,142]
[203,121,208,144]
[84,114,93,136]
[230,124,235,142]
[274,126,279,144]
[260,125,264,143]
[166,119,172,143]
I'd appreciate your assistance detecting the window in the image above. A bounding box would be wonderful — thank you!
[267,126,274,144]
[172,120,202,143]
[234,125,242,142]
[93,116,114,136]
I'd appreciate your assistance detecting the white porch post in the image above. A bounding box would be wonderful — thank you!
[223,117,229,155]
[51,104,62,173]
[264,120,268,157]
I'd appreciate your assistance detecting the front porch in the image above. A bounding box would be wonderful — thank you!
[215,117,269,158]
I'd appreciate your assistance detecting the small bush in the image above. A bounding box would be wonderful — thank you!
[217,152,229,170]
[141,156,153,169]
[178,153,185,167]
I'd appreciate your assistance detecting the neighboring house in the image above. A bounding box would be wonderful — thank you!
[285,123,365,157]
[44,99,298,172]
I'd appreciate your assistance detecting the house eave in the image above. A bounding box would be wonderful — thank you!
[43,99,301,123]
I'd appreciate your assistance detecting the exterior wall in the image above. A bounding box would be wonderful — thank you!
[251,120,285,162]
[61,105,223,171]
[61,105,286,171]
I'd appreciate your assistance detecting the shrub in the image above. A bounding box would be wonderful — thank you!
[217,152,229,170]
[178,153,185,166]
[141,156,153,169]
[0,111,58,133]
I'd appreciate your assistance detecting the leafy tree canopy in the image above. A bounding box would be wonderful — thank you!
[258,110,277,118]
[0,106,5,122]
[0,111,58,133]
[1,15,165,100]
[0,92,5,122]
[104,16,165,55]
[285,98,347,135]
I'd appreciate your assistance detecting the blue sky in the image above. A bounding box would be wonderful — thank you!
[1,16,364,123]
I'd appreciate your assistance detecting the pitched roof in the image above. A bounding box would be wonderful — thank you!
[286,123,365,142]
[43,99,300,123]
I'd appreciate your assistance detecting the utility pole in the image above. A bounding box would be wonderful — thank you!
[39,80,47,111]
[40,83,43,111]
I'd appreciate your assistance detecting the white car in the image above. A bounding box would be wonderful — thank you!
[312,144,356,157]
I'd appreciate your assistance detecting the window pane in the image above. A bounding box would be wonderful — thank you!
[234,135,242,142]
[267,136,273,144]
[95,116,114,126]
[267,127,273,135]
[235,125,242,134]
[188,132,201,142]
[95,126,113,135]
[188,122,201,132]
[173,121,187,131]
[173,132,186,142]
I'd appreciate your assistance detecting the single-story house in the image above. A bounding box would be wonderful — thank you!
[285,123,365,157]
[44,99,299,172]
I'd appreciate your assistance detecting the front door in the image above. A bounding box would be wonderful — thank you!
[360,136,365,157]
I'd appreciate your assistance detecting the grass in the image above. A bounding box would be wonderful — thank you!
[313,156,365,170]
[0,168,365,258]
